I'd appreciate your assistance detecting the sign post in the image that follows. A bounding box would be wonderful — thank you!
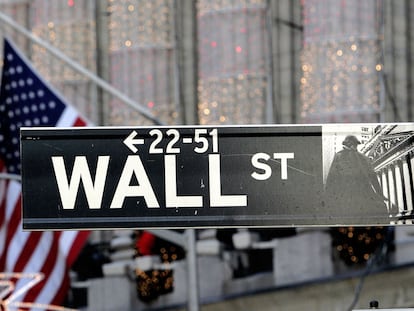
[186,229,199,311]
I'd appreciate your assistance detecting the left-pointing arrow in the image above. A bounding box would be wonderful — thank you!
[123,130,144,153]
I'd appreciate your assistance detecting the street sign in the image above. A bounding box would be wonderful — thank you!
[20,123,414,230]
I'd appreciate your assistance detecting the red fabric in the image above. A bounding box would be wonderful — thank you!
[136,232,156,255]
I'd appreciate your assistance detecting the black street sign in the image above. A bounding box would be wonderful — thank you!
[20,123,414,230]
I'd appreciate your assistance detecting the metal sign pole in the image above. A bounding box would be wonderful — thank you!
[186,229,200,311]
[149,229,200,310]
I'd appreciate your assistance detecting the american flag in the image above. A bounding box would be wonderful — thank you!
[0,38,89,308]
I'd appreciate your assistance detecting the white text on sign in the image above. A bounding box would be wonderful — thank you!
[51,154,250,210]
[51,128,295,210]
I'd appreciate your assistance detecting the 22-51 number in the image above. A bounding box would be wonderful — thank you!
[148,128,218,154]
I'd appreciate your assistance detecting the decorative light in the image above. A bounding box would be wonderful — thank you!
[24,0,97,121]
[330,227,389,266]
[134,234,184,302]
[198,0,267,125]
[21,0,178,126]
[107,0,177,126]
[300,0,383,123]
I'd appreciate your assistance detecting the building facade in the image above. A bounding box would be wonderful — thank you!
[1,0,414,310]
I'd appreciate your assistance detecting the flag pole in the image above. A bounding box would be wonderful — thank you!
[0,11,163,126]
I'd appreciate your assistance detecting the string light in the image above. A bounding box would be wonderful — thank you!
[197,0,267,125]
[300,0,383,123]
[330,227,387,266]
[31,0,96,82]
[107,0,176,126]
[26,0,178,125]
[134,237,184,302]
[27,0,97,120]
